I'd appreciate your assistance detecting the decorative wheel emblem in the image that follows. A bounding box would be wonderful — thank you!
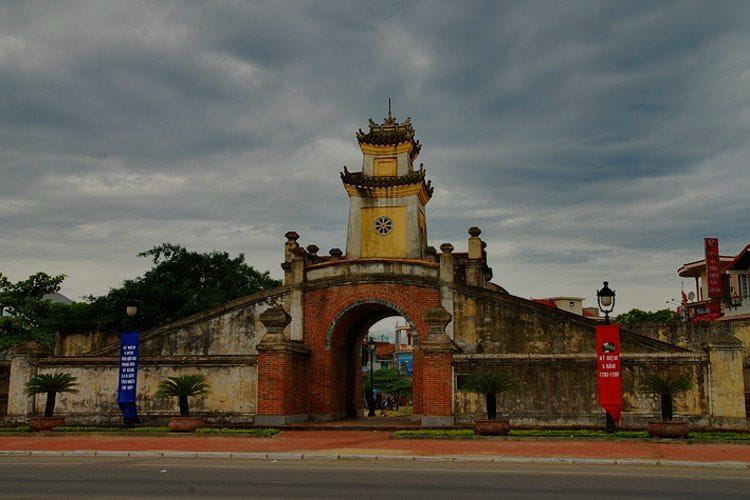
[374,216,393,235]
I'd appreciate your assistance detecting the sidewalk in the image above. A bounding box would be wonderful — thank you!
[2,430,750,468]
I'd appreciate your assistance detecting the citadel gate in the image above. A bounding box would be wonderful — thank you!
[4,111,747,429]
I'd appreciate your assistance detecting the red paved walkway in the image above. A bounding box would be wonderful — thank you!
[2,431,750,463]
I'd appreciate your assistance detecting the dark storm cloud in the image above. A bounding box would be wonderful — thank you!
[1,0,748,309]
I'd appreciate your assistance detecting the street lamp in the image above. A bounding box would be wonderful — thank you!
[596,281,616,325]
[596,281,617,433]
[367,337,376,417]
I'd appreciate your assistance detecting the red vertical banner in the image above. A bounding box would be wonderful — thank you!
[704,237,721,299]
[596,324,622,423]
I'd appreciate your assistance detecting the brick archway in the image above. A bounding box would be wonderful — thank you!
[304,283,441,421]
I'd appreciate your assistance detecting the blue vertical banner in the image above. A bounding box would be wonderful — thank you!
[117,331,140,421]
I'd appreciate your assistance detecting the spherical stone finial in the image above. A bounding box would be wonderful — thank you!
[259,306,291,331]
[306,244,319,255]
[468,226,481,237]
[285,231,300,242]
[425,246,437,256]
[439,243,454,254]
[329,248,343,258]
[423,306,452,329]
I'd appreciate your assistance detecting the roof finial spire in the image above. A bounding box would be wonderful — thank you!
[388,97,392,120]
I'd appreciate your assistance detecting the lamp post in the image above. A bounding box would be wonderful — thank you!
[367,337,376,417]
[596,281,617,432]
[596,281,616,325]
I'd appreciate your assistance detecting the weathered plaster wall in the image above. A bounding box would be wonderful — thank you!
[453,354,707,427]
[55,331,118,357]
[449,285,747,428]
[137,304,264,357]
[4,288,289,424]
[451,286,682,355]
[22,359,258,425]
[630,320,750,361]
[0,363,9,415]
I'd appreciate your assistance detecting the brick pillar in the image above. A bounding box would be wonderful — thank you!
[255,307,311,425]
[420,306,460,427]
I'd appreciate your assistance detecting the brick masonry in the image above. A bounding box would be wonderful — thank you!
[302,282,441,418]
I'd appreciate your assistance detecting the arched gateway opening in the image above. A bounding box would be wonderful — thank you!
[324,301,415,419]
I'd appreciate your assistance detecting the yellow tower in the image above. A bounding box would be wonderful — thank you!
[342,111,433,259]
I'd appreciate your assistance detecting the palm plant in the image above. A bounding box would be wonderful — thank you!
[156,374,210,417]
[24,372,78,417]
[639,374,692,421]
[461,371,519,420]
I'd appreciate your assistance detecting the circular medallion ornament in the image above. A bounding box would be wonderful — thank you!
[374,216,393,235]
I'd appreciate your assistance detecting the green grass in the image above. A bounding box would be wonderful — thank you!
[196,427,279,436]
[49,426,278,436]
[53,426,170,433]
[687,431,750,441]
[0,426,31,433]
[508,429,649,439]
[393,429,476,439]
[396,428,750,441]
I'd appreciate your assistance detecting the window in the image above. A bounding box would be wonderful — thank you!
[740,274,750,298]
[374,216,393,235]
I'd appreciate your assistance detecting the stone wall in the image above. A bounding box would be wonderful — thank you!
[23,357,258,425]
[453,353,707,427]
[449,285,747,429]
[4,288,288,425]
[629,320,750,361]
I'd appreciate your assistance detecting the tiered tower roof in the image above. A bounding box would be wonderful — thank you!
[356,113,422,158]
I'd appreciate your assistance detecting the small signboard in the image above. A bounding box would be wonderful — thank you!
[395,351,413,376]
[596,325,622,423]
[117,331,140,421]
[704,237,722,299]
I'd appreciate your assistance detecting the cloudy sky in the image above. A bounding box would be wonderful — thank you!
[2,0,749,313]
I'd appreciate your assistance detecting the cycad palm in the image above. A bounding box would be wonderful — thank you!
[639,374,692,421]
[156,375,210,417]
[461,371,518,420]
[24,373,78,417]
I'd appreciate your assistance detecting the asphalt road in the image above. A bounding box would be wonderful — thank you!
[0,457,748,499]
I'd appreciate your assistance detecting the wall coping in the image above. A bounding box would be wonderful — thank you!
[303,273,440,291]
[306,257,439,270]
[37,355,258,366]
[88,285,291,357]
[451,283,690,353]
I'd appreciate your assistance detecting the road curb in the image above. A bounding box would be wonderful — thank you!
[0,450,748,469]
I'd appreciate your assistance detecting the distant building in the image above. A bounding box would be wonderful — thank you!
[724,244,750,320]
[394,323,414,375]
[677,240,750,321]
[532,297,599,319]
[2,292,72,317]
[361,340,395,371]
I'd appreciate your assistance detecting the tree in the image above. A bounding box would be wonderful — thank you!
[0,272,67,351]
[364,368,412,408]
[156,374,210,417]
[1,244,281,351]
[86,243,281,334]
[24,372,79,417]
[615,308,678,326]
[639,374,692,421]
[460,371,519,420]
